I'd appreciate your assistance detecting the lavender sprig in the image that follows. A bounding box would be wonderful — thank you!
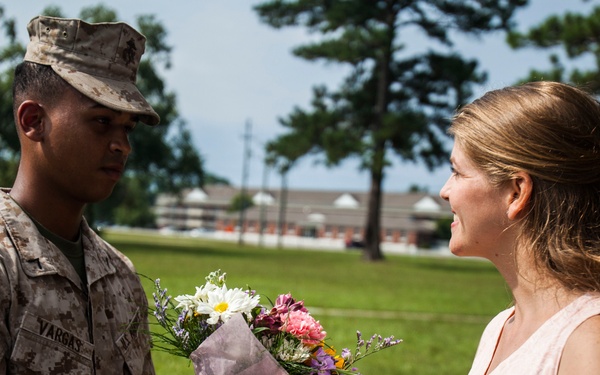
[342,330,402,371]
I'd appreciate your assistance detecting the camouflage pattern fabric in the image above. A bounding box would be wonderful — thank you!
[0,190,155,374]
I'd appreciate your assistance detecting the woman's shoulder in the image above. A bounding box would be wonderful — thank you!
[558,315,600,374]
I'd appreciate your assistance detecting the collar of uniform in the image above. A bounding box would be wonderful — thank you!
[0,190,116,285]
[0,189,64,277]
[79,217,117,285]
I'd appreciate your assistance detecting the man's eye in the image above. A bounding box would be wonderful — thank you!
[96,117,110,125]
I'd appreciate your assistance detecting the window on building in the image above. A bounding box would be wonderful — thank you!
[302,226,318,238]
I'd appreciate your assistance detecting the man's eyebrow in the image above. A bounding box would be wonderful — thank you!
[89,103,140,122]
[89,103,117,112]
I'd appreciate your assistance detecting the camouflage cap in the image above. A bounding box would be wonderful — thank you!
[24,15,160,126]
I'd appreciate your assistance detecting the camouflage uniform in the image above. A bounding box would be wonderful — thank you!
[0,191,155,374]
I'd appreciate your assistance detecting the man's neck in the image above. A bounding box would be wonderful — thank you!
[9,182,84,241]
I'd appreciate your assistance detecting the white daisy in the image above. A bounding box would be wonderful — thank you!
[174,282,218,308]
[173,294,196,317]
[194,285,260,324]
[192,282,219,303]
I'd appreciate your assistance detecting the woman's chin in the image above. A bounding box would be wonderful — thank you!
[448,241,468,257]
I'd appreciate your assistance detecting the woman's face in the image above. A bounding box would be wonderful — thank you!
[439,143,514,259]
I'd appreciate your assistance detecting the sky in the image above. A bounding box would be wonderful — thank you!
[2,1,597,194]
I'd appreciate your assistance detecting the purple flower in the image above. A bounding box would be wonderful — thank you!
[340,348,352,361]
[310,347,337,375]
[366,334,377,351]
[172,313,190,350]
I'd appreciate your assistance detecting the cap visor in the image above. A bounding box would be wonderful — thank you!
[52,66,160,125]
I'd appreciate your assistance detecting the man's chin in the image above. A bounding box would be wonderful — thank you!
[85,186,118,205]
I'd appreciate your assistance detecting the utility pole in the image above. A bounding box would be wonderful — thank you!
[277,165,289,249]
[258,158,269,248]
[238,119,251,245]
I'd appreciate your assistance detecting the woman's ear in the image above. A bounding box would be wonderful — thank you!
[507,171,532,220]
[16,100,46,142]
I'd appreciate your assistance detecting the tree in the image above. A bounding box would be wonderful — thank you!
[254,0,527,260]
[113,177,156,227]
[507,3,600,92]
[434,216,453,241]
[408,184,429,193]
[0,4,225,227]
[0,6,25,163]
[227,193,255,213]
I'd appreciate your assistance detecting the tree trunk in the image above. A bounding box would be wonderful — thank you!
[362,6,395,261]
[363,166,384,261]
[363,56,388,261]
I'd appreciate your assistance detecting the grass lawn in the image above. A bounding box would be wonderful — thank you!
[103,230,512,375]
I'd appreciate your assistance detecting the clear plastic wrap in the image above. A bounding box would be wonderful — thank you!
[190,313,288,375]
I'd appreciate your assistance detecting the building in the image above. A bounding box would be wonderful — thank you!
[154,185,452,251]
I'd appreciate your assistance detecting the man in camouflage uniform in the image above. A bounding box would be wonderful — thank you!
[0,16,159,374]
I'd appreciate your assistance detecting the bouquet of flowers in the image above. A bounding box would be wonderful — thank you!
[151,270,401,375]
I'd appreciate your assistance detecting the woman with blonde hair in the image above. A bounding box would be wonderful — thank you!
[440,81,600,374]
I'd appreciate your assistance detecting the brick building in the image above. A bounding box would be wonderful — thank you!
[154,185,451,249]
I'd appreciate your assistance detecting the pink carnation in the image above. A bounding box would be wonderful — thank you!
[281,310,326,346]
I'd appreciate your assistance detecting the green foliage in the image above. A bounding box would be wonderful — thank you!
[164,122,205,191]
[507,4,600,91]
[105,230,510,375]
[0,7,24,157]
[407,184,429,193]
[113,177,157,227]
[254,0,527,260]
[227,192,255,213]
[434,216,453,240]
[204,173,231,186]
[78,5,117,23]
[40,5,64,18]
[0,155,17,187]
[86,175,156,228]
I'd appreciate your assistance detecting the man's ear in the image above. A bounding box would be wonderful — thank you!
[507,171,533,220]
[16,100,46,142]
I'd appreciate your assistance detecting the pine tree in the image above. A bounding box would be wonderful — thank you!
[254,0,527,260]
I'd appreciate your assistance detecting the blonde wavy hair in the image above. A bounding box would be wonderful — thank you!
[450,81,600,292]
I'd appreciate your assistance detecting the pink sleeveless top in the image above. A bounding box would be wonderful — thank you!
[468,294,600,375]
